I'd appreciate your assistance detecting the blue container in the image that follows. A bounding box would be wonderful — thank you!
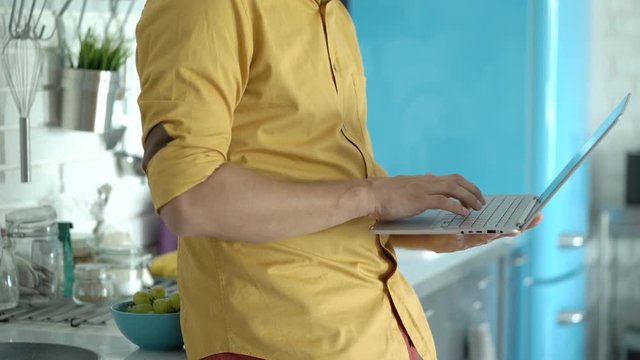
[111,301,184,350]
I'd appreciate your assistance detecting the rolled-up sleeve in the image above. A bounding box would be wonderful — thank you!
[136,0,252,209]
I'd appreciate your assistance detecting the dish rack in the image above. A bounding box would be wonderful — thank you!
[0,280,176,327]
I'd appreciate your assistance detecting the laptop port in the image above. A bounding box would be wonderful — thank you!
[488,230,496,234]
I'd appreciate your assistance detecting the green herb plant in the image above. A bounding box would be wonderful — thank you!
[67,28,130,71]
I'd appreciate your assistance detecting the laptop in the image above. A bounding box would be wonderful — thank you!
[370,93,631,235]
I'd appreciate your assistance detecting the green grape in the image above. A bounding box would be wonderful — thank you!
[149,286,165,300]
[168,292,180,312]
[133,291,152,305]
[129,304,153,313]
[152,298,172,314]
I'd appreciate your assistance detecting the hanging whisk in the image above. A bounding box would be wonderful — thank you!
[2,0,47,183]
[2,40,43,183]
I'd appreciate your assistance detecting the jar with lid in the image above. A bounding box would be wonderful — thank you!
[72,263,114,305]
[97,245,152,297]
[6,206,62,305]
[71,233,97,264]
[0,233,19,310]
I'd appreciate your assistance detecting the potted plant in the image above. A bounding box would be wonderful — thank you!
[59,28,130,135]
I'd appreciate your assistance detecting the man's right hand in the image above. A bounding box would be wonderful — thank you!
[366,173,486,221]
[161,163,487,243]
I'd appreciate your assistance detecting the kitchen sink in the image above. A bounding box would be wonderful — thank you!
[0,342,99,360]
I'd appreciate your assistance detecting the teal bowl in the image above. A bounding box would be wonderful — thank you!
[111,301,184,350]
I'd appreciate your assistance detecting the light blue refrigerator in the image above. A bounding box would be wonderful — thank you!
[349,1,590,359]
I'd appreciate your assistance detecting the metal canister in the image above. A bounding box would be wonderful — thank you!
[59,68,120,134]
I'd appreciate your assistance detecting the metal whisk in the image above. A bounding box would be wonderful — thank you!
[2,0,48,183]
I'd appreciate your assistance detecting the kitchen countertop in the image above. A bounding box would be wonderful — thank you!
[0,238,514,359]
[396,237,515,297]
[0,322,186,360]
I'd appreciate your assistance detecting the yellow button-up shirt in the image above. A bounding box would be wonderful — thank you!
[136,0,436,359]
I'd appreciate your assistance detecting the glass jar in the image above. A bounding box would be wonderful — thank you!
[97,245,152,297]
[6,206,62,305]
[0,234,19,310]
[71,233,97,264]
[72,263,114,305]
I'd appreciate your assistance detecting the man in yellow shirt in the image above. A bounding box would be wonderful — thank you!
[136,0,541,359]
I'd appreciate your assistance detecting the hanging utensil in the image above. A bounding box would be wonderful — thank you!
[1,39,43,183]
[104,0,136,38]
[7,0,50,40]
[57,0,86,67]
[98,0,136,107]
[56,0,73,17]
[91,183,112,236]
[53,0,73,66]
[74,0,87,39]
[3,0,46,183]
[52,0,73,42]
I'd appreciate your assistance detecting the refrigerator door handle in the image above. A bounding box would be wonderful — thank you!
[558,234,585,249]
[512,254,527,266]
[557,310,585,325]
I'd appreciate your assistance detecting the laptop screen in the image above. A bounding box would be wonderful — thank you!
[535,93,630,210]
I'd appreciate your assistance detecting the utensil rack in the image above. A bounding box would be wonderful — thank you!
[0,280,176,327]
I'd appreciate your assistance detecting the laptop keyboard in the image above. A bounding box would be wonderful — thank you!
[440,195,531,230]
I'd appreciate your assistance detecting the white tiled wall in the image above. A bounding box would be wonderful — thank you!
[589,0,640,213]
[0,4,157,249]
